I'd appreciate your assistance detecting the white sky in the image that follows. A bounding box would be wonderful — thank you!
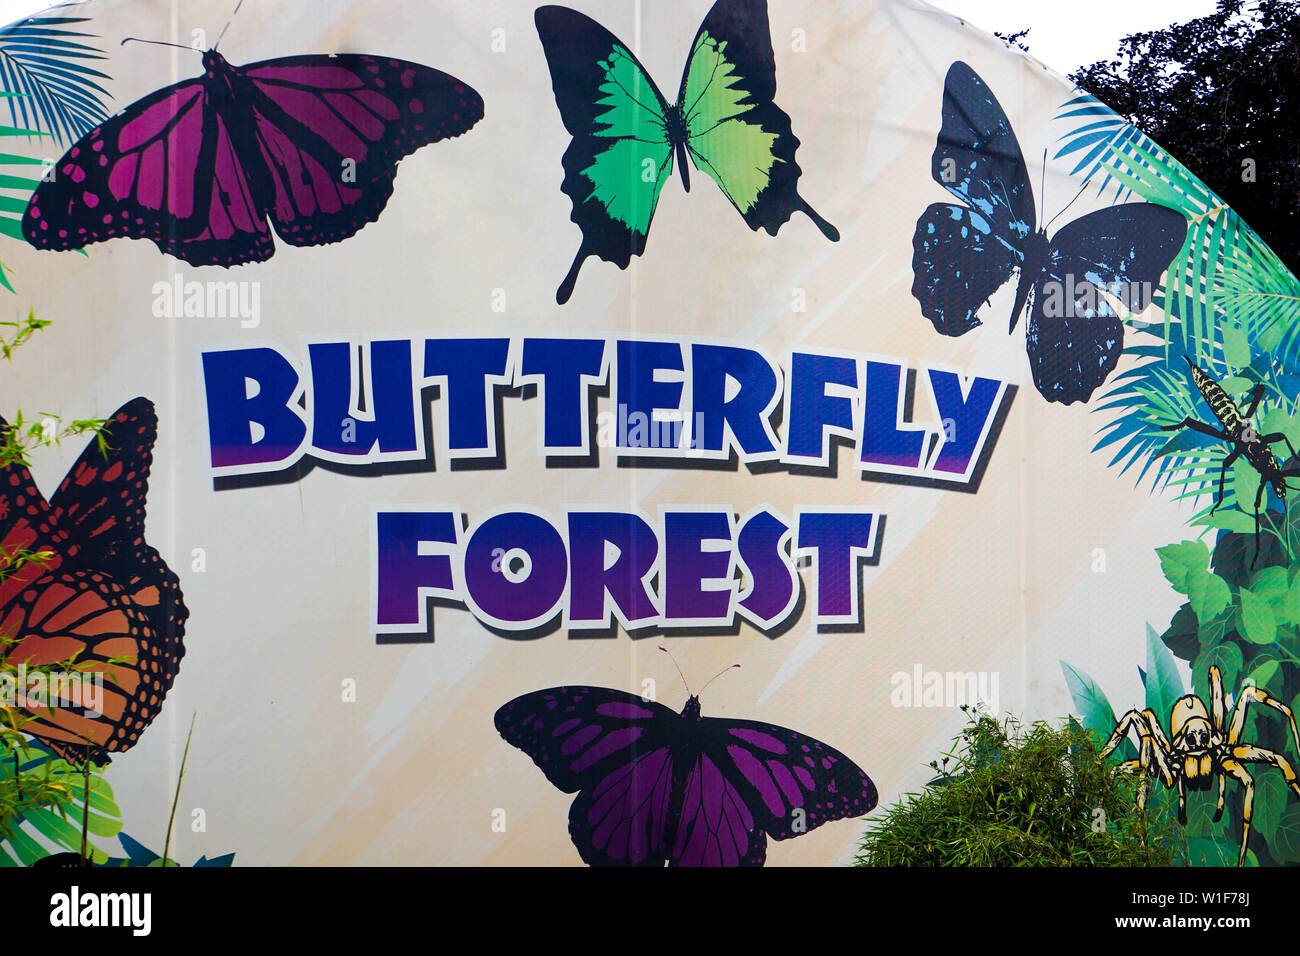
[926,0,1219,74]
[0,0,1220,76]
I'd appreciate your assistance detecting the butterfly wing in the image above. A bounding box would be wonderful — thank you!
[669,749,768,865]
[1027,203,1188,404]
[50,399,188,667]
[534,6,677,304]
[677,0,838,241]
[1,566,157,763]
[912,203,1022,336]
[26,52,483,267]
[671,716,876,865]
[24,77,278,266]
[0,437,61,593]
[240,54,483,248]
[495,685,679,865]
[912,61,1035,335]
[0,399,186,764]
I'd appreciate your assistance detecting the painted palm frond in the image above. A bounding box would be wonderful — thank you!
[1209,226,1300,373]
[1054,94,1142,204]
[1060,93,1300,518]
[0,15,111,148]
[0,96,47,292]
[0,748,122,866]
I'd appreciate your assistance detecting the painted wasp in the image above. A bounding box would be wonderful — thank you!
[1162,357,1300,567]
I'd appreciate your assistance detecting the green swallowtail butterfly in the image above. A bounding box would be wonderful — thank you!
[535,0,839,304]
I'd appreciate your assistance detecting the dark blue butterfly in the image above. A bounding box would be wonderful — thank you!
[495,683,876,866]
[911,61,1189,405]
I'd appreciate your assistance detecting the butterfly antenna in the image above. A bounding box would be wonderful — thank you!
[659,646,691,697]
[698,663,741,698]
[1039,148,1047,226]
[1045,179,1090,232]
[215,0,244,50]
[121,37,198,53]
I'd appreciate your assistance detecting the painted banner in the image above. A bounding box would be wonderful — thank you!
[2,0,1298,867]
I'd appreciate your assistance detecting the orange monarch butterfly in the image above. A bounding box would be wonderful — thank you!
[0,397,187,764]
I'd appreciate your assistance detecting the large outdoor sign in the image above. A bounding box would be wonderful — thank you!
[3,0,1298,867]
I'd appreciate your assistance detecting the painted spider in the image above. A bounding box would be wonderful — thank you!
[1102,665,1300,865]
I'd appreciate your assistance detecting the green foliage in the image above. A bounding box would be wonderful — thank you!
[1152,516,1300,865]
[1055,75,1300,516]
[0,312,108,470]
[0,747,121,866]
[855,709,1184,866]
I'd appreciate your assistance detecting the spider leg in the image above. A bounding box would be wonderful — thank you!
[1227,682,1300,765]
[1104,710,1177,824]
[1101,710,1147,760]
[1104,710,1175,784]
[1230,744,1300,801]
[1139,709,1177,787]
[1222,759,1255,867]
[1211,668,1229,823]
[1210,665,1227,735]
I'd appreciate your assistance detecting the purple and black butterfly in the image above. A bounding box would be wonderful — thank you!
[23,44,483,266]
[495,671,877,866]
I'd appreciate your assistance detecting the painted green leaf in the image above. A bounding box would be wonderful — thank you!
[1157,540,1211,593]
[1280,576,1300,626]
[1246,658,1281,691]
[1219,375,1254,396]
[1187,567,1232,622]
[1196,608,1232,649]
[1144,623,1186,723]
[1187,835,1235,867]
[1196,509,1258,534]
[1272,805,1300,863]
[1221,326,1251,368]
[1250,566,1288,604]
[1254,771,1286,843]
[1238,587,1277,644]
[1261,406,1293,440]
[1233,458,1262,516]
[1061,661,1135,761]
[1160,603,1200,663]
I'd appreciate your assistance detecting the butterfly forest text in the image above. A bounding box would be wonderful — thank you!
[200,334,1015,479]
[197,333,1015,641]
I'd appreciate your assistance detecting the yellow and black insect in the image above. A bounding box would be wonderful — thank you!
[1162,357,1300,567]
[1103,665,1300,865]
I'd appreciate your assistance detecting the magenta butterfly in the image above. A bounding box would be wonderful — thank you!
[23,49,484,266]
[495,684,877,866]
